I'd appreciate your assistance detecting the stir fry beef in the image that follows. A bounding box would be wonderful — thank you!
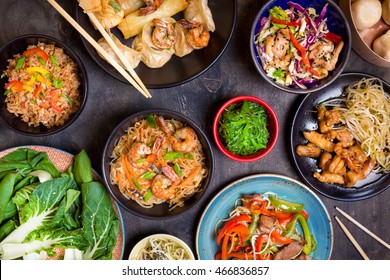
[274,241,303,260]
[297,106,375,187]
[259,215,277,234]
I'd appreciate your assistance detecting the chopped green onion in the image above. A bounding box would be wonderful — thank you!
[184,153,194,159]
[173,163,182,177]
[139,171,156,179]
[50,55,59,66]
[164,152,183,160]
[4,89,10,96]
[53,77,63,88]
[144,189,153,202]
[108,1,121,13]
[136,158,146,164]
[61,93,72,103]
[146,114,156,128]
[44,73,51,82]
[132,179,142,190]
[15,56,26,70]
[38,57,45,66]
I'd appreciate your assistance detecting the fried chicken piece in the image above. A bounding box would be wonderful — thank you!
[319,151,332,169]
[338,145,367,172]
[296,143,322,158]
[303,131,335,152]
[327,155,346,175]
[317,105,342,133]
[314,171,345,185]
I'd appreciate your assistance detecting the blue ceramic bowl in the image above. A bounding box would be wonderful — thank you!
[196,174,333,260]
[250,0,351,94]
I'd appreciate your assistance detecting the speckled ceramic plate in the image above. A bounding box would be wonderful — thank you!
[196,174,333,260]
[290,73,390,201]
[0,145,125,260]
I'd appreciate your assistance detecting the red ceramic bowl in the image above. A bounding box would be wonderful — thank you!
[213,95,279,162]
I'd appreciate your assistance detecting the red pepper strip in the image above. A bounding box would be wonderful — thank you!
[271,230,293,245]
[49,89,63,112]
[23,48,49,62]
[289,31,310,65]
[215,252,255,260]
[33,84,43,99]
[254,234,269,260]
[271,16,301,26]
[306,67,320,77]
[5,80,23,92]
[217,215,251,245]
[220,224,250,260]
[324,32,343,44]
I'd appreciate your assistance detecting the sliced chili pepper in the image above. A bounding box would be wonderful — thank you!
[324,32,343,44]
[217,214,251,245]
[271,16,301,26]
[49,89,63,112]
[23,47,49,62]
[4,81,23,92]
[254,234,269,259]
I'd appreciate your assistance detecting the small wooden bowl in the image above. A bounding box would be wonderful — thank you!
[339,0,390,68]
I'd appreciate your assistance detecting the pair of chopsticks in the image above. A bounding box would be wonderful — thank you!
[47,0,151,98]
[334,207,390,260]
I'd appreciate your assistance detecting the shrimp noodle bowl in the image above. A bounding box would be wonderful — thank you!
[110,114,208,209]
[322,78,390,173]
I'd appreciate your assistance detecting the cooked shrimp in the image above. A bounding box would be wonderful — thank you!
[178,19,210,50]
[171,127,198,153]
[128,136,163,168]
[151,18,176,49]
[264,28,292,69]
[156,116,199,153]
[94,0,125,29]
[139,0,164,16]
[309,40,343,71]
[151,174,178,200]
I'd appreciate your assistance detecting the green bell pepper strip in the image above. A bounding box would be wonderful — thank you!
[268,195,304,213]
[283,213,315,255]
[243,213,260,246]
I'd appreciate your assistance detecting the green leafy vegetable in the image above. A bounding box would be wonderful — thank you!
[72,149,93,185]
[146,114,156,128]
[218,101,269,156]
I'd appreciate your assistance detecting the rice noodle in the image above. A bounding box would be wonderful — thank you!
[322,78,390,173]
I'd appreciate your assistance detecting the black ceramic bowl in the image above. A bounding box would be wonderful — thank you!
[102,109,214,219]
[75,0,237,88]
[250,0,351,94]
[0,34,87,136]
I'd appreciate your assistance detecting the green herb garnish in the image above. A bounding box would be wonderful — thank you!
[50,55,59,66]
[173,163,182,177]
[144,189,153,202]
[218,101,269,156]
[108,1,121,13]
[146,114,156,128]
[15,56,26,70]
[164,152,184,160]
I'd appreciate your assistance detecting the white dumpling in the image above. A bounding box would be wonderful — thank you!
[98,36,142,69]
[184,0,215,32]
[351,0,382,30]
[373,30,390,60]
[132,19,175,68]
[117,0,144,16]
[93,0,125,29]
[174,24,194,57]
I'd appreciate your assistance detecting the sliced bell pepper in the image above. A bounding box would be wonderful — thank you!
[217,214,251,245]
[271,16,301,26]
[268,195,304,213]
[220,224,250,260]
[23,47,49,62]
[271,230,293,245]
[254,234,272,260]
[33,85,43,98]
[26,66,50,76]
[324,32,343,44]
[295,213,314,255]
[49,89,63,112]
[4,81,23,92]
[289,30,310,65]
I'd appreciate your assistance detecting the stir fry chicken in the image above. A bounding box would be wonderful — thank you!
[297,106,375,187]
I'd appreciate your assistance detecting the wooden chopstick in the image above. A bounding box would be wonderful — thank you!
[336,207,390,250]
[47,0,151,99]
[86,12,151,98]
[334,216,370,260]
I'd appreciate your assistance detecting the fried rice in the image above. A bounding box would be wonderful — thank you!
[3,42,81,128]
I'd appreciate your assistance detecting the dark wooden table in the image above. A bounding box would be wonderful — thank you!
[0,0,389,260]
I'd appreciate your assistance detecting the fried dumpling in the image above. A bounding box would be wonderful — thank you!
[117,0,145,16]
[93,0,125,29]
[78,0,102,12]
[98,35,142,69]
[184,0,215,32]
[174,23,194,57]
[132,18,176,68]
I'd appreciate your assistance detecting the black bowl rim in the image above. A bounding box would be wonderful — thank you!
[75,0,238,89]
[101,109,215,219]
[249,0,352,94]
[0,33,88,136]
